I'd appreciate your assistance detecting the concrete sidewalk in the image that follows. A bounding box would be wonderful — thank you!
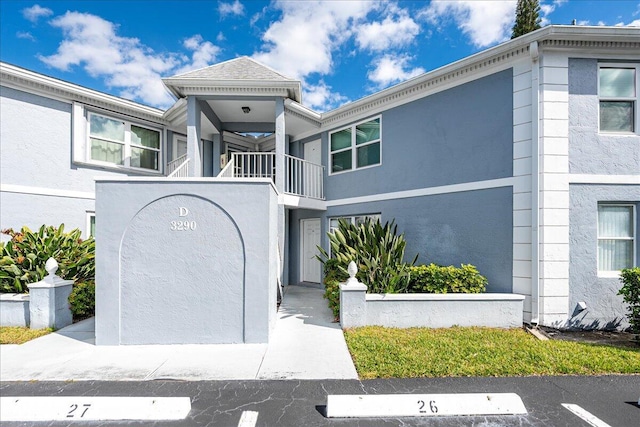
[0,285,357,381]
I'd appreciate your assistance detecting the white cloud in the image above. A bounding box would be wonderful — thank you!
[303,81,349,112]
[218,0,245,17]
[252,0,376,110]
[627,19,640,26]
[355,3,420,51]
[16,31,36,41]
[367,54,425,89]
[22,4,53,23]
[39,11,220,108]
[420,0,516,47]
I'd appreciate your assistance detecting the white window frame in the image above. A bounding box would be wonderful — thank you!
[328,116,382,175]
[86,211,95,238]
[598,63,639,135]
[329,214,382,233]
[87,111,163,172]
[597,203,636,277]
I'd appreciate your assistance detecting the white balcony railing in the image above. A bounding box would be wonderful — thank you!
[166,154,190,178]
[284,154,324,200]
[217,152,324,200]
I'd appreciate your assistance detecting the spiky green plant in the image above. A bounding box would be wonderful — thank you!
[0,225,95,293]
[317,218,417,293]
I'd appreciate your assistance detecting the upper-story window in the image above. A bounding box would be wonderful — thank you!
[329,117,381,174]
[89,112,161,171]
[599,65,638,133]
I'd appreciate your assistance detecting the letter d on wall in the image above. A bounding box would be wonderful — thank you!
[179,207,189,217]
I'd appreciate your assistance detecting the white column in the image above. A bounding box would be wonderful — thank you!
[275,98,286,286]
[187,96,202,177]
[538,51,570,327]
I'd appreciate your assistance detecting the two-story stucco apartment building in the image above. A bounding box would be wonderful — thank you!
[1,25,638,330]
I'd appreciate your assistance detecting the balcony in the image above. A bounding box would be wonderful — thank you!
[219,152,324,200]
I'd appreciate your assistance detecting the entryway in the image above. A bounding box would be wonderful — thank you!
[301,218,322,283]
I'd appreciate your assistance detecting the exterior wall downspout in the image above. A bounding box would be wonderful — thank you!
[530,41,541,325]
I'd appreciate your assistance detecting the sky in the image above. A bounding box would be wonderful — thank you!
[1,0,639,112]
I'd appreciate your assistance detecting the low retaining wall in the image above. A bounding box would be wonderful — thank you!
[0,293,30,327]
[0,258,74,329]
[340,283,525,329]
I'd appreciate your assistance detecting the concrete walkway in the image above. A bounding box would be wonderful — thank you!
[0,285,358,381]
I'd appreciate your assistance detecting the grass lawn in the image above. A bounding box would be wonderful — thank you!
[0,326,53,344]
[344,326,640,379]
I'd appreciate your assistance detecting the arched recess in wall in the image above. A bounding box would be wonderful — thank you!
[119,194,246,345]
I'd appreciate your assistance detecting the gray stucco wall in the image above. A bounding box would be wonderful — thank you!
[322,70,514,200]
[289,187,513,293]
[0,86,165,235]
[569,184,640,330]
[568,59,640,175]
[0,192,95,239]
[95,179,278,345]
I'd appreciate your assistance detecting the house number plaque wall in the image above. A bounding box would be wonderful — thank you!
[170,207,196,231]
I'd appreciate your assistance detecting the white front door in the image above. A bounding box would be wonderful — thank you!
[301,218,322,283]
[304,139,321,165]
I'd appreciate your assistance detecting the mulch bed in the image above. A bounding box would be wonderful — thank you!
[538,326,640,349]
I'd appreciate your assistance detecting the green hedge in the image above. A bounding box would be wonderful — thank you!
[69,281,96,321]
[407,264,487,294]
[619,267,640,338]
[322,259,347,320]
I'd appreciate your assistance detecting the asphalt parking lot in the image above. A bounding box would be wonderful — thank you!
[1,375,639,426]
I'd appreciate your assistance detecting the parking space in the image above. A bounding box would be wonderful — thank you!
[1,376,638,426]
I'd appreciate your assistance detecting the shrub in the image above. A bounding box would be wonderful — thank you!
[407,264,487,294]
[322,259,347,320]
[317,218,417,293]
[0,225,95,293]
[619,267,640,339]
[69,281,96,321]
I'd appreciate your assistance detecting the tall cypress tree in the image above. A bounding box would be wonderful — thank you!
[512,0,542,38]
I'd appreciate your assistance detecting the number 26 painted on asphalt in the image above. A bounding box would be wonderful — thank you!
[66,403,91,418]
[417,400,438,414]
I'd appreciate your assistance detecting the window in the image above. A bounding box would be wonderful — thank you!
[598,204,635,273]
[86,212,95,238]
[599,65,638,133]
[89,112,161,171]
[330,117,381,174]
[329,214,381,233]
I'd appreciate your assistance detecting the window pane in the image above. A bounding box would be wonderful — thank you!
[357,142,381,168]
[600,101,634,132]
[131,125,160,149]
[90,138,123,165]
[600,68,635,97]
[356,118,380,145]
[90,115,125,141]
[331,150,352,172]
[131,147,159,170]
[598,205,633,237]
[90,216,95,237]
[598,239,633,271]
[331,129,352,151]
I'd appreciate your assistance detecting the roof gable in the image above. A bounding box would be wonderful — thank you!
[169,56,295,82]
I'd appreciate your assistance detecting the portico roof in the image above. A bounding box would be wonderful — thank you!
[162,56,302,102]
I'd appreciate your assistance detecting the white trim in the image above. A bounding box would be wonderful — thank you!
[1,184,95,200]
[326,177,515,207]
[569,174,640,184]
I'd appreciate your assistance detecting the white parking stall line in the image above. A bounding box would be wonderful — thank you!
[237,410,259,427]
[561,403,612,427]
